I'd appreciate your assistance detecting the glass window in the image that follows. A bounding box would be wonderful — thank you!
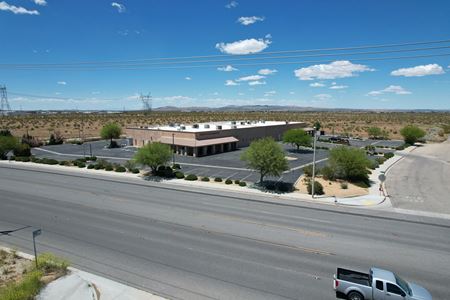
[387,283,405,296]
[376,280,383,291]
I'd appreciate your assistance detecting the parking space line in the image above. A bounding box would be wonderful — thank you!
[285,158,329,173]
[224,172,239,180]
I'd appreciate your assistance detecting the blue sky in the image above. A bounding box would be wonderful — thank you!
[1,0,449,110]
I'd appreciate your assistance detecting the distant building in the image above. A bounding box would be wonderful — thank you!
[126,120,312,157]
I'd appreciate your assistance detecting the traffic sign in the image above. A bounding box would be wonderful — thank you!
[378,174,386,182]
[32,229,42,238]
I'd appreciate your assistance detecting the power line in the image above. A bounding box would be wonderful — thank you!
[4,52,450,71]
[1,38,449,69]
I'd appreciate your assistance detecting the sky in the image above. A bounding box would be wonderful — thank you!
[1,0,450,110]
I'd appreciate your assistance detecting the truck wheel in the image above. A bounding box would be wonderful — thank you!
[347,291,364,300]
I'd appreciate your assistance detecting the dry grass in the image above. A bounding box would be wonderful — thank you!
[295,175,369,197]
[1,111,449,140]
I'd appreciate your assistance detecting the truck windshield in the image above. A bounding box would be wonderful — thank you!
[395,274,412,296]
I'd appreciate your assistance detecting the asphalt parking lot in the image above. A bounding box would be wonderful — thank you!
[31,137,398,185]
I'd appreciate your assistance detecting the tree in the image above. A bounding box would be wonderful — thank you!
[282,129,312,150]
[241,137,289,183]
[100,123,122,148]
[367,127,389,140]
[133,142,172,173]
[48,131,64,145]
[327,146,371,183]
[400,125,425,145]
[0,136,19,160]
[313,121,321,131]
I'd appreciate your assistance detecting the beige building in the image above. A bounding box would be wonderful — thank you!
[126,120,312,157]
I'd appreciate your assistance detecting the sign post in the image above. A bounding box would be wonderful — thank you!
[32,229,41,268]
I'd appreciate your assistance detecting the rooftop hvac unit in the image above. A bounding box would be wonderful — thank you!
[231,121,236,125]
[193,124,199,129]
[169,123,175,127]
[216,125,222,130]
[204,124,210,128]
[240,121,245,125]
[247,121,251,124]
[180,125,186,130]
[231,125,237,129]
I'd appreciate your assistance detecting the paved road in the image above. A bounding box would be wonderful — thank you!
[386,138,450,214]
[1,164,449,299]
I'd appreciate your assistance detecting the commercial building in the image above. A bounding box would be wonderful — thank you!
[126,120,312,157]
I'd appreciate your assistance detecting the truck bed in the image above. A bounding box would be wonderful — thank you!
[337,268,371,287]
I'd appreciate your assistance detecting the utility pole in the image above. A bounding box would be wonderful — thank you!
[311,127,317,198]
[172,133,175,166]
[0,85,12,116]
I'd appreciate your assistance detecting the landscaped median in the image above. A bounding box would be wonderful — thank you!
[0,248,68,300]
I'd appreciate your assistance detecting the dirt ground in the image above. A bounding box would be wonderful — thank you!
[0,249,32,288]
[2,111,449,141]
[295,175,369,197]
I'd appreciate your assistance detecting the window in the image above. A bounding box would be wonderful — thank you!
[376,280,383,291]
[387,283,405,296]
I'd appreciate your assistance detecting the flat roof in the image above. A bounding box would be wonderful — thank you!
[129,120,305,133]
[159,136,239,147]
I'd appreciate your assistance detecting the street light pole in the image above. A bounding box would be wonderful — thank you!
[311,127,317,198]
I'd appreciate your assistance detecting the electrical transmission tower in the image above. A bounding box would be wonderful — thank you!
[1,85,11,116]
[140,93,152,112]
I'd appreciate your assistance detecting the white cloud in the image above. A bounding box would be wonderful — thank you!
[0,1,39,15]
[329,85,348,90]
[248,80,266,86]
[57,81,67,85]
[264,90,276,97]
[237,16,264,26]
[314,94,332,101]
[391,64,445,77]
[216,37,271,55]
[237,75,265,82]
[294,60,374,80]
[289,91,295,95]
[258,68,277,75]
[225,1,238,8]
[185,76,192,80]
[310,82,325,88]
[32,0,46,6]
[111,2,125,13]
[162,95,193,101]
[368,85,411,96]
[217,65,238,72]
[225,80,239,86]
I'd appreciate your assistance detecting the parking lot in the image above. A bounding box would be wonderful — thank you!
[31,137,399,185]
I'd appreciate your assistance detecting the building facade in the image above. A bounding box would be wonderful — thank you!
[126,120,312,157]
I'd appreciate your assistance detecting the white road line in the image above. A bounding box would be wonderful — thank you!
[285,158,329,173]
[240,172,255,181]
[34,148,127,161]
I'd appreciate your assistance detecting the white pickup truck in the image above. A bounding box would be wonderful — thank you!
[333,267,432,300]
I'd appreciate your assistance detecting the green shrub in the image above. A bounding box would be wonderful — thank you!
[383,152,395,159]
[307,181,324,195]
[40,158,58,165]
[77,162,86,168]
[131,168,140,174]
[31,157,41,163]
[321,165,336,180]
[277,182,293,192]
[15,156,30,162]
[59,160,67,166]
[375,157,386,165]
[214,177,222,182]
[87,164,95,169]
[115,166,126,172]
[37,253,69,274]
[184,174,198,181]
[0,270,43,300]
[105,165,114,171]
[94,164,102,170]
[172,163,181,169]
[13,143,31,157]
[303,165,313,177]
[201,176,210,182]
[340,182,348,189]
[175,171,184,179]
[225,179,232,185]
[239,181,247,187]
[234,179,240,184]
[369,160,379,170]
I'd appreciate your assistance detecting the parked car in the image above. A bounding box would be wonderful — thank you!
[333,267,432,300]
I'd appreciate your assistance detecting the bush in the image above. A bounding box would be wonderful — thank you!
[131,168,140,174]
[303,165,313,177]
[400,125,425,145]
[369,160,379,170]
[87,164,95,169]
[214,177,222,182]
[172,163,181,170]
[239,181,247,187]
[175,171,185,179]
[307,181,324,195]
[37,253,69,274]
[13,143,31,157]
[265,182,276,190]
[15,156,30,162]
[225,179,233,185]
[124,160,137,171]
[321,165,336,181]
[340,182,348,189]
[395,145,405,151]
[155,165,174,178]
[77,162,86,168]
[31,157,41,163]
[105,165,114,171]
[94,164,102,170]
[327,146,371,184]
[375,157,386,165]
[115,166,126,172]
[201,176,210,182]
[40,158,58,165]
[384,152,395,159]
[234,179,240,184]
[0,270,43,300]
[184,174,198,181]
[277,182,293,193]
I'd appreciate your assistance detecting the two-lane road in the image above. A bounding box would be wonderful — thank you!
[0,164,449,299]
